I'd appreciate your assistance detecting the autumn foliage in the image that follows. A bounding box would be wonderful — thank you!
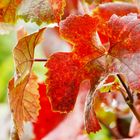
[0,0,140,139]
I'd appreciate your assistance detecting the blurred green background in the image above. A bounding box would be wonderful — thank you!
[0,32,16,102]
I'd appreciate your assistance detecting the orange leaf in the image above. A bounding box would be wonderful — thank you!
[8,28,45,138]
[18,0,66,25]
[13,28,45,85]
[8,74,40,137]
[0,0,22,23]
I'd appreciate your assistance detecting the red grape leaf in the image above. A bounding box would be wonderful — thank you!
[45,53,82,112]
[59,14,105,60]
[13,28,45,85]
[18,0,66,25]
[8,74,40,137]
[108,14,140,54]
[33,83,66,140]
[0,0,22,23]
[45,12,140,134]
[93,2,138,21]
[43,82,89,140]
[45,15,105,113]
[107,14,140,91]
[93,2,138,45]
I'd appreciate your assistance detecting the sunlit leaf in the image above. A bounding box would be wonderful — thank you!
[13,28,45,85]
[59,14,105,61]
[45,15,105,113]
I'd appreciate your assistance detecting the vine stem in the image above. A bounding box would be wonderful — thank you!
[117,74,140,122]
[34,58,47,62]
[11,119,19,140]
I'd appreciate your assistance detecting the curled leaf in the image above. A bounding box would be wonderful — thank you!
[84,61,105,133]
[13,28,45,85]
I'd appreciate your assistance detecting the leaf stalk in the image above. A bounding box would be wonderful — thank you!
[117,74,140,122]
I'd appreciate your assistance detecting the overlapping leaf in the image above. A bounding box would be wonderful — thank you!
[64,0,79,18]
[59,15,105,60]
[45,53,82,112]
[9,74,40,137]
[42,82,89,140]
[8,28,45,138]
[18,0,66,25]
[45,6,140,134]
[33,84,65,140]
